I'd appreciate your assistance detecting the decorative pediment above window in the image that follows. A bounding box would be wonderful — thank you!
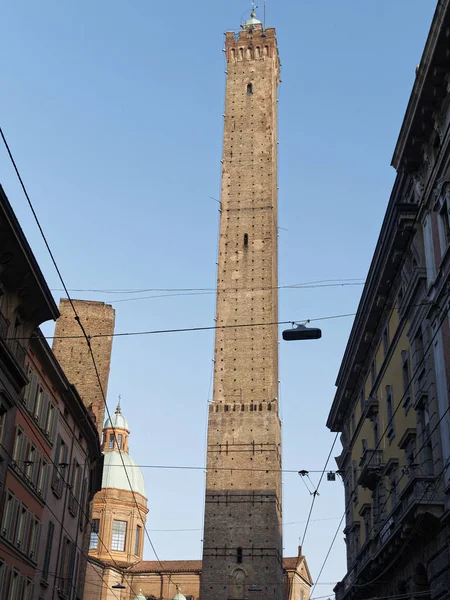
[398,428,417,451]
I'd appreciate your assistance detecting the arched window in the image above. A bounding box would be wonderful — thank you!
[231,48,236,60]
[247,83,253,95]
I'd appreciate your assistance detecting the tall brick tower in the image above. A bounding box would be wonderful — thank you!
[52,299,115,436]
[201,7,282,600]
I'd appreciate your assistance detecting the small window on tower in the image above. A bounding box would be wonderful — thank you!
[247,83,253,95]
[237,547,243,563]
[244,233,248,246]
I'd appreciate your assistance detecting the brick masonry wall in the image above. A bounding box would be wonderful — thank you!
[52,299,115,436]
[201,25,283,600]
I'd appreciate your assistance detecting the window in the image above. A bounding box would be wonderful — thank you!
[69,460,82,516]
[421,407,434,475]
[360,389,365,412]
[438,192,450,255]
[364,509,371,541]
[58,536,76,597]
[108,434,114,449]
[247,83,253,95]
[237,547,243,564]
[34,387,43,422]
[370,360,376,387]
[24,444,36,482]
[135,525,141,555]
[402,350,411,411]
[244,233,248,246]
[28,517,41,560]
[390,469,398,509]
[9,570,24,600]
[90,519,100,550]
[2,490,19,542]
[0,561,9,599]
[43,521,55,581]
[16,505,31,551]
[0,408,6,445]
[23,579,34,600]
[382,325,390,356]
[117,434,123,450]
[111,520,127,551]
[351,411,356,436]
[23,369,38,411]
[352,461,358,504]
[52,435,68,497]
[12,427,27,466]
[415,330,425,366]
[386,386,395,439]
[45,403,59,442]
[38,459,49,499]
[423,215,436,284]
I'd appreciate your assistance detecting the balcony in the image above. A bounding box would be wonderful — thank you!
[358,449,384,490]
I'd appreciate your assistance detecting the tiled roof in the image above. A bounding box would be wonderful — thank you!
[128,558,300,574]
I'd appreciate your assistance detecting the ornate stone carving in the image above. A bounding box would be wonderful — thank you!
[231,567,247,599]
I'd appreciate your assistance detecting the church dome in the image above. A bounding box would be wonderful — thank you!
[102,447,146,498]
[172,593,186,600]
[133,592,146,600]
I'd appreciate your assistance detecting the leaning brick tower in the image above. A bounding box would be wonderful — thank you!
[52,299,115,436]
[201,7,282,600]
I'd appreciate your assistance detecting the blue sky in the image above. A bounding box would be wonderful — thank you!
[0,0,437,597]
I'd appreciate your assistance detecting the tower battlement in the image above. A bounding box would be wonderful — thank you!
[209,400,279,413]
[225,27,278,62]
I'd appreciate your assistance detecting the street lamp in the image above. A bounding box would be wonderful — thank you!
[282,323,322,341]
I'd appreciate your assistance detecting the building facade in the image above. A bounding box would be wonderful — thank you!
[0,185,103,599]
[201,8,283,600]
[327,2,450,599]
[86,549,311,600]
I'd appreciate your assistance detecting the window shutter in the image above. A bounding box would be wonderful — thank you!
[41,461,49,500]
[8,497,19,542]
[19,433,28,471]
[43,521,54,581]
[50,406,59,442]
[23,371,38,410]
[58,537,67,591]
[32,449,40,486]
[66,542,76,596]
[39,392,50,429]
[52,436,62,490]
[17,574,25,600]
[0,563,8,600]
[23,511,32,555]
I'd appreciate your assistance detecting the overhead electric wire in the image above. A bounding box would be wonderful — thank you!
[0,126,179,590]
[301,432,339,548]
[50,277,365,295]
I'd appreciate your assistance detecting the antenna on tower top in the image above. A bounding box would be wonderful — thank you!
[264,0,267,29]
